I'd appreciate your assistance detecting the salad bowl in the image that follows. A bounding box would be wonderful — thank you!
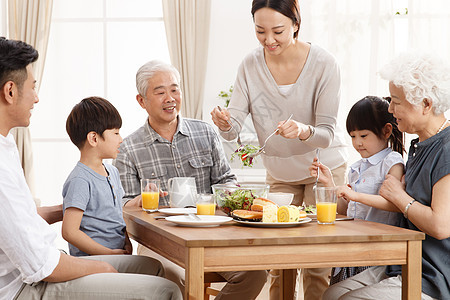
[211,183,269,216]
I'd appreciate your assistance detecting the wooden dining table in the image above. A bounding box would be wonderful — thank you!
[123,207,425,300]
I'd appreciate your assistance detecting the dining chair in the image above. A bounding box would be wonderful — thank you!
[204,272,225,299]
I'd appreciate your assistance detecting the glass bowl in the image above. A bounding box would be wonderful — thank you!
[211,183,269,216]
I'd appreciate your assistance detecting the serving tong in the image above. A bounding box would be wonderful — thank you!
[217,106,241,145]
[248,114,294,159]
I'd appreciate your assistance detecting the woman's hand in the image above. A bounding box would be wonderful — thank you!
[309,158,335,187]
[379,174,406,207]
[211,106,232,131]
[277,119,309,139]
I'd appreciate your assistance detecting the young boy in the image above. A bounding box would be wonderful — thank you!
[62,96,132,256]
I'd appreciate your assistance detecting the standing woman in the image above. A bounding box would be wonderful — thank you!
[210,0,348,299]
[324,52,450,300]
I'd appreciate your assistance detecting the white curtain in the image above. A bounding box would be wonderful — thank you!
[162,0,211,119]
[8,0,53,203]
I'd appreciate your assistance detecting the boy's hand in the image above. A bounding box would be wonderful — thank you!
[124,244,133,255]
[124,233,133,255]
[110,249,128,255]
[309,157,335,187]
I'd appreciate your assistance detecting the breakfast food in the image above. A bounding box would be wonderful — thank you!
[299,210,307,219]
[251,197,278,212]
[262,205,278,223]
[231,209,263,222]
[278,205,301,222]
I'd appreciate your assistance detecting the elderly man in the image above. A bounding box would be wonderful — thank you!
[114,60,267,299]
[0,37,182,300]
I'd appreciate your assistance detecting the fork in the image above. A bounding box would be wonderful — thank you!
[217,106,241,145]
[249,114,293,158]
[187,213,202,221]
[312,148,320,190]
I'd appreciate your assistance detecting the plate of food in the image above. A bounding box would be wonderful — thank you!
[233,217,312,228]
[165,215,232,227]
[303,205,317,217]
[231,202,311,227]
[158,207,197,216]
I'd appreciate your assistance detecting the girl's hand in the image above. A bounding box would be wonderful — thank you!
[277,119,309,139]
[309,158,334,187]
[211,106,232,131]
[379,174,406,206]
[336,185,356,203]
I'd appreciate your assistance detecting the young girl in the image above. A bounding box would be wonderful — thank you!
[309,95,405,284]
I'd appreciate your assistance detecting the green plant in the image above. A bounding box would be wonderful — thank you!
[218,85,233,107]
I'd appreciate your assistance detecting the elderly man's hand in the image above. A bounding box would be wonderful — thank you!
[124,190,168,208]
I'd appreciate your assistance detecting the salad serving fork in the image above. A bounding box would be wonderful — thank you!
[312,148,320,190]
[217,106,242,145]
[249,114,293,158]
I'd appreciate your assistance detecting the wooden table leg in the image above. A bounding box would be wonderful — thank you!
[281,269,296,300]
[186,247,204,300]
[402,240,422,300]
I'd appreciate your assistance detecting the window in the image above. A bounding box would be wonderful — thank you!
[32,0,170,205]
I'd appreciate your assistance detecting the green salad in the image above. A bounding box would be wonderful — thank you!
[231,144,260,167]
[303,205,317,214]
[215,189,256,215]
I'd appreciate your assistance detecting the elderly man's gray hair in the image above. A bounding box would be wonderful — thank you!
[136,60,181,97]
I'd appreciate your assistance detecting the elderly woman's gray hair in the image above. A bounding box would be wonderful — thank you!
[136,60,181,97]
[379,52,450,114]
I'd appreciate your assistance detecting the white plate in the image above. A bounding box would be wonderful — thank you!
[165,215,233,227]
[159,208,197,216]
[233,217,312,228]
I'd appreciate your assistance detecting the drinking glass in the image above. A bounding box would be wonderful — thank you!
[196,194,216,215]
[315,187,337,224]
[141,179,160,212]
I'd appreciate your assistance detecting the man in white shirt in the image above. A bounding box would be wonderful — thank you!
[0,37,182,300]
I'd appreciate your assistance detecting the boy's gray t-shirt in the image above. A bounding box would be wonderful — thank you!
[63,162,126,256]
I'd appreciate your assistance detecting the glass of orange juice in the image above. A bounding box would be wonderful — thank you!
[315,187,337,224]
[141,179,160,212]
[196,194,216,215]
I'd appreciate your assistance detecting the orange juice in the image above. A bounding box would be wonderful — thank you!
[142,192,159,211]
[196,203,216,215]
[316,202,337,224]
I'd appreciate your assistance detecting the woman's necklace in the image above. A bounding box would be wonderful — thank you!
[437,119,449,134]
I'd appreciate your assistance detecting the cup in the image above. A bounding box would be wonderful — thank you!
[141,179,160,212]
[196,194,216,215]
[167,177,197,208]
[315,187,337,224]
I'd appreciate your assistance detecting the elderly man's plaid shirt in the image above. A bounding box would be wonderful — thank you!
[114,117,237,206]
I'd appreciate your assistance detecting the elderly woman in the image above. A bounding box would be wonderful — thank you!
[324,52,450,300]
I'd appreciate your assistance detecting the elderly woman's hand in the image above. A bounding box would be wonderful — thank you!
[379,174,406,206]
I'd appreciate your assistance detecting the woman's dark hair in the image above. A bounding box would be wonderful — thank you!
[251,0,301,39]
[0,37,38,89]
[346,96,404,155]
[66,96,122,149]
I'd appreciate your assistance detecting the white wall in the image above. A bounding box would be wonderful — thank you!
[203,0,257,119]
